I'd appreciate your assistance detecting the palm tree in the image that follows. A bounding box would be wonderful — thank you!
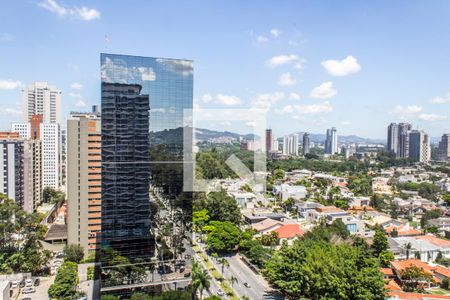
[405,242,412,259]
[229,275,238,288]
[192,261,210,300]
[218,257,230,275]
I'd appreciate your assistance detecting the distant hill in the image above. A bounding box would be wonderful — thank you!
[294,132,385,145]
[194,128,255,141]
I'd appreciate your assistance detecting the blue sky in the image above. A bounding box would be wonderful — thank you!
[1,0,450,139]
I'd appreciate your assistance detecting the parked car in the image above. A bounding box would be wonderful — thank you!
[21,298,32,300]
[33,278,40,286]
[22,287,36,294]
[244,282,251,288]
[25,278,33,287]
[217,289,224,296]
[19,279,25,288]
[11,281,19,289]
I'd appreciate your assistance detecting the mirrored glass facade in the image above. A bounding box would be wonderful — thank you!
[100,53,193,296]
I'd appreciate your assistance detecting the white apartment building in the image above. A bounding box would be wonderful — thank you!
[22,82,61,124]
[283,134,299,156]
[12,122,60,189]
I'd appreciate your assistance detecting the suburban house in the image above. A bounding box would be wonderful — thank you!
[272,224,304,245]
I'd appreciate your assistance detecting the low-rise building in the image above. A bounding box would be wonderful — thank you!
[273,184,307,201]
[229,192,257,209]
[428,218,450,236]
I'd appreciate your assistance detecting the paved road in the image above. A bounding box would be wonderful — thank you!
[194,253,226,299]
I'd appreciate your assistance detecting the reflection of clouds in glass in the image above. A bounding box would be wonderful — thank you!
[101,56,155,83]
[169,106,177,113]
[151,108,165,113]
[156,58,193,77]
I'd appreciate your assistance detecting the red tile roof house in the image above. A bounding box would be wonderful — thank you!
[391,259,450,289]
[272,224,305,246]
[387,291,450,299]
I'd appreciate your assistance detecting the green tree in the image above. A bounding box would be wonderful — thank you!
[421,209,443,228]
[0,194,51,274]
[260,231,279,247]
[203,190,241,224]
[63,244,84,263]
[400,265,434,292]
[264,237,385,299]
[372,227,388,257]
[192,261,210,300]
[48,261,79,299]
[379,250,395,268]
[193,209,210,232]
[204,221,241,253]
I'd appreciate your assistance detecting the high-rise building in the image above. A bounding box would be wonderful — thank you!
[100,53,193,294]
[22,82,61,124]
[325,127,338,155]
[302,132,310,155]
[397,123,411,158]
[12,117,60,189]
[387,123,399,154]
[0,133,38,212]
[67,109,101,255]
[282,134,298,156]
[438,134,450,162]
[290,134,299,156]
[265,129,273,153]
[409,130,430,163]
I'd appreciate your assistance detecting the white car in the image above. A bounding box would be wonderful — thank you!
[11,281,19,289]
[22,287,36,294]
[217,289,225,296]
[25,279,33,287]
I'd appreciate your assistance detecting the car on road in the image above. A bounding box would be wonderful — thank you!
[244,282,251,288]
[25,278,33,287]
[21,298,32,300]
[22,287,36,294]
[217,289,224,296]
[33,278,40,286]
[11,281,19,289]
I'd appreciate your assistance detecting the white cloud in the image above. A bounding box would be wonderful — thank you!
[38,0,101,21]
[221,121,231,127]
[270,28,282,38]
[70,82,82,90]
[266,54,299,68]
[246,121,256,127]
[277,101,333,115]
[216,94,241,106]
[0,33,13,42]
[390,105,422,120]
[429,92,450,104]
[289,92,300,100]
[201,93,213,103]
[278,72,296,86]
[310,81,337,99]
[0,79,22,90]
[342,121,352,126]
[257,35,268,43]
[1,108,22,116]
[251,92,285,111]
[69,92,87,107]
[75,99,86,107]
[155,58,193,77]
[418,113,447,121]
[321,55,361,76]
[138,67,156,81]
[294,58,307,70]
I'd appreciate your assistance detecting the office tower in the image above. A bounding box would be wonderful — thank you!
[325,127,338,155]
[100,53,193,294]
[0,133,37,212]
[67,109,101,255]
[438,134,450,162]
[289,134,299,156]
[12,117,60,189]
[22,82,61,124]
[387,123,399,154]
[266,129,273,153]
[302,132,310,155]
[282,135,289,155]
[397,123,411,158]
[409,130,430,163]
[273,140,279,152]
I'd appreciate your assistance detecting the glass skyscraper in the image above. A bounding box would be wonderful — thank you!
[100,53,193,296]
